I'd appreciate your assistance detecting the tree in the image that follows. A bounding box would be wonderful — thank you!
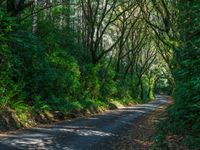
[155,1,200,148]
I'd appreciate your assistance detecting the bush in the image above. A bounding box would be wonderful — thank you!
[81,64,101,99]
[99,65,117,98]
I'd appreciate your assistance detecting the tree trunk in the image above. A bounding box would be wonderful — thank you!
[32,0,37,34]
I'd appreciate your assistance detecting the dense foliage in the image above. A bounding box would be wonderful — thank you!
[1,1,199,149]
[153,1,200,149]
[0,0,169,128]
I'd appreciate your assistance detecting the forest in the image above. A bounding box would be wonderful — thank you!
[0,0,199,149]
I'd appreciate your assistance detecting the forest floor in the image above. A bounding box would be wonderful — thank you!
[0,95,171,150]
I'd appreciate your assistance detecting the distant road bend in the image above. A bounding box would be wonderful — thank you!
[0,95,167,150]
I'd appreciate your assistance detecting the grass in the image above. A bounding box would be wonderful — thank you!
[0,96,152,131]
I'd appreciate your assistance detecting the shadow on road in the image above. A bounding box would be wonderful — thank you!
[0,95,167,150]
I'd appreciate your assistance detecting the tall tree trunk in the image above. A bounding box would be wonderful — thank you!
[32,0,37,34]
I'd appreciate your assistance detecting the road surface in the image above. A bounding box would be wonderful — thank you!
[0,95,167,150]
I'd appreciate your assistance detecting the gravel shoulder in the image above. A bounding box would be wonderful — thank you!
[0,95,169,150]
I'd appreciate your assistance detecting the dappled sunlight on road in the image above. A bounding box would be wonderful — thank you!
[0,125,115,150]
[0,95,167,150]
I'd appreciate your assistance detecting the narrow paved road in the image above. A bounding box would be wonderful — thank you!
[0,95,167,150]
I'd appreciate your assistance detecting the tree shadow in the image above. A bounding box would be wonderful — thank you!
[0,96,167,150]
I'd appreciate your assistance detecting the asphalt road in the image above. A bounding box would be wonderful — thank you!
[0,95,167,150]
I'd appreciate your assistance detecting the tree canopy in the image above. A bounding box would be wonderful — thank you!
[0,0,199,148]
